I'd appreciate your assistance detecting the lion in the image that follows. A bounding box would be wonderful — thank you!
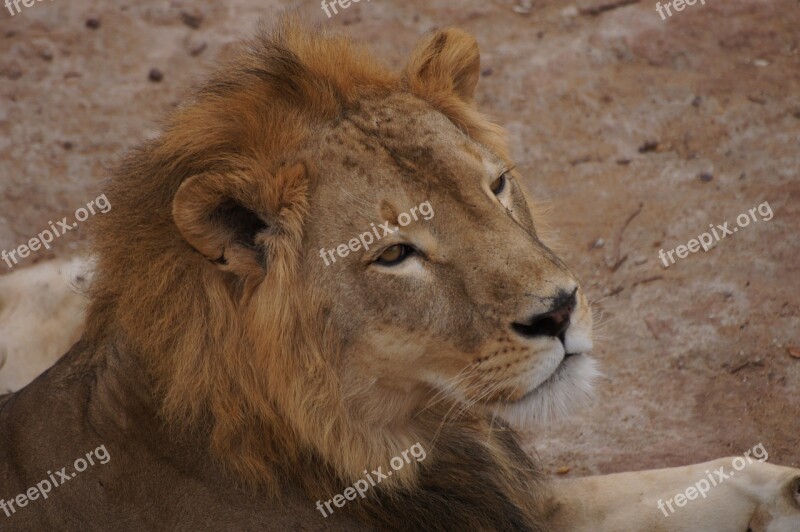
[0,257,90,393]
[0,16,798,531]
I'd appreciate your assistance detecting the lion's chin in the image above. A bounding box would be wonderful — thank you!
[488,354,601,429]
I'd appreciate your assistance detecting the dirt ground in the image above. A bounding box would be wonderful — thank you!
[1,0,798,485]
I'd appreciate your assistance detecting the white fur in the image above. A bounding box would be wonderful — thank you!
[0,257,91,393]
[490,354,601,428]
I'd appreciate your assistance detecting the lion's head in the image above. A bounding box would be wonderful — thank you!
[86,16,596,497]
[298,88,597,431]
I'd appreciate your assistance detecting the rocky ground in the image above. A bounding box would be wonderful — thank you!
[1,0,798,492]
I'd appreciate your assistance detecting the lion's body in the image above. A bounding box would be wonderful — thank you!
[0,340,363,530]
[1,16,798,532]
[0,258,89,393]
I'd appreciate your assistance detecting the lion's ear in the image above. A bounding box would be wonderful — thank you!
[405,28,481,102]
[172,172,268,275]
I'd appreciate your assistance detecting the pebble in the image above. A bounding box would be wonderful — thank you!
[188,40,207,57]
[698,173,713,183]
[638,140,659,153]
[148,68,164,82]
[181,9,204,29]
[86,18,101,30]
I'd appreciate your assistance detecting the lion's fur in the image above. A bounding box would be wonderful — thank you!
[76,15,587,529]
[86,17,383,488]
[0,258,90,393]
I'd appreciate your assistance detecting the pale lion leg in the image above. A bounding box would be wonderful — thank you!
[549,457,800,531]
[0,256,91,393]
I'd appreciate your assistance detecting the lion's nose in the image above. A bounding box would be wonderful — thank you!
[511,288,577,343]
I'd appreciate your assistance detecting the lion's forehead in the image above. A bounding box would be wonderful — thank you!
[305,96,504,221]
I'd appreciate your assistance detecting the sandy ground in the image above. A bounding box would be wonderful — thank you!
[0,0,798,492]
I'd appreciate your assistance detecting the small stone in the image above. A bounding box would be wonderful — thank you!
[753,59,769,67]
[789,347,800,359]
[181,9,204,29]
[698,173,713,183]
[189,41,207,57]
[691,96,702,107]
[555,466,571,475]
[638,140,659,153]
[148,68,164,82]
[481,67,493,77]
[86,18,101,30]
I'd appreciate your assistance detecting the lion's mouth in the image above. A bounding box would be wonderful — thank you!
[484,352,599,428]
[502,351,583,405]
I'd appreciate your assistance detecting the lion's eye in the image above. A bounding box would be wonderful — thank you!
[375,244,413,266]
[490,173,508,195]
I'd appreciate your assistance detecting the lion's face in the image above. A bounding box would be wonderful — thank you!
[301,93,596,429]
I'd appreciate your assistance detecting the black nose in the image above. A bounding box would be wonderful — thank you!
[512,289,577,341]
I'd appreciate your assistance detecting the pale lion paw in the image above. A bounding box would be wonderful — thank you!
[745,463,800,532]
